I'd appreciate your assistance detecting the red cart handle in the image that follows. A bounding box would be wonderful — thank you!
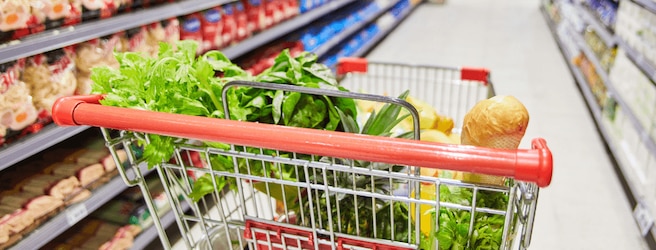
[53,95,553,187]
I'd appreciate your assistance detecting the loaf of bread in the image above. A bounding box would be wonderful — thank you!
[460,95,529,186]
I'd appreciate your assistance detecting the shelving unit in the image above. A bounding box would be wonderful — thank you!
[541,0,656,247]
[9,164,152,250]
[616,38,656,85]
[222,0,356,59]
[132,201,191,250]
[312,0,400,58]
[0,0,235,65]
[352,1,415,58]
[0,125,89,171]
[633,0,656,13]
[1,0,408,249]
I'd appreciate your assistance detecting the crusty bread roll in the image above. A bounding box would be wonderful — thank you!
[460,95,529,186]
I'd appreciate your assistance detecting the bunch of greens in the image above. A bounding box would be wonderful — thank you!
[90,40,357,201]
[293,91,418,242]
[421,185,509,250]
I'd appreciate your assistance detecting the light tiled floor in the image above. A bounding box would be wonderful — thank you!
[366,0,649,249]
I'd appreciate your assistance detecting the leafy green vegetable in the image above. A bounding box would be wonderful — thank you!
[91,41,358,202]
[424,185,509,250]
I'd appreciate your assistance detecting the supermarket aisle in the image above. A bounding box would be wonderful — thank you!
[366,0,649,249]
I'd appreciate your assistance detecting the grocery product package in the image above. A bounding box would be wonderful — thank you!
[21,47,77,119]
[32,0,82,30]
[124,26,152,53]
[0,59,39,146]
[234,1,251,42]
[221,3,237,47]
[179,13,204,54]
[242,0,266,34]
[264,0,281,29]
[0,0,44,44]
[221,1,251,44]
[74,35,121,95]
[81,0,118,21]
[239,41,303,75]
[200,7,223,51]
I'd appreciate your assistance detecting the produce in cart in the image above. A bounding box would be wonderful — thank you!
[81,40,548,249]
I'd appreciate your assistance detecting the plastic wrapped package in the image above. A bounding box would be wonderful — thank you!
[124,26,152,54]
[221,3,237,47]
[264,0,283,29]
[0,59,39,146]
[179,13,204,54]
[74,35,121,95]
[242,0,266,34]
[282,0,299,20]
[200,7,223,51]
[22,47,77,119]
[233,1,251,43]
[0,0,43,44]
[31,0,82,30]
[81,0,118,21]
[161,18,180,47]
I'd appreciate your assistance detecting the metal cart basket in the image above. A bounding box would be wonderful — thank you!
[52,58,552,250]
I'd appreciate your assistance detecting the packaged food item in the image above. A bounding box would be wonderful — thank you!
[0,191,63,220]
[81,0,117,21]
[22,47,77,118]
[124,25,150,53]
[0,0,42,44]
[179,13,203,54]
[92,176,169,229]
[74,35,121,95]
[264,0,283,28]
[242,0,265,34]
[283,0,299,20]
[32,0,82,30]
[0,207,34,239]
[0,59,39,146]
[161,17,180,46]
[221,3,237,46]
[234,1,250,43]
[19,174,81,200]
[200,7,223,52]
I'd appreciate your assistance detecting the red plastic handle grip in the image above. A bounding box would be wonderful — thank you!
[53,95,553,187]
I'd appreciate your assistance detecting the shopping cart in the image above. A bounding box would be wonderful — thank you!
[52,58,552,250]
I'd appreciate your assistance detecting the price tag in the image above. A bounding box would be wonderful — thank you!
[66,204,89,226]
[633,202,654,236]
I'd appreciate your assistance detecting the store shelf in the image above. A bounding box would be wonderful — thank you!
[616,38,656,86]
[222,0,356,59]
[570,28,656,157]
[633,0,656,14]
[352,3,415,58]
[543,5,656,245]
[0,125,90,171]
[576,2,616,46]
[132,201,191,250]
[312,0,400,58]
[0,0,234,64]
[9,163,152,250]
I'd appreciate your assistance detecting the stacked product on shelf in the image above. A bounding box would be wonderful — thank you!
[0,0,180,45]
[43,174,176,250]
[542,0,656,246]
[583,0,618,29]
[42,218,142,250]
[0,136,127,249]
[321,0,414,67]
[615,0,656,70]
